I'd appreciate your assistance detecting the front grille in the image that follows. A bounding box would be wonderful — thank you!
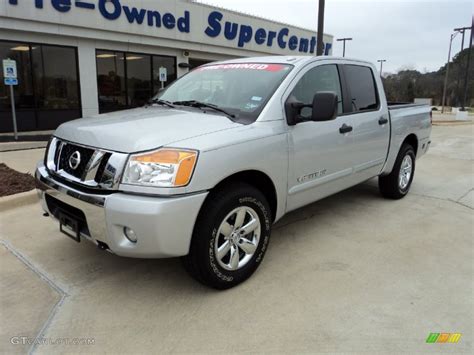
[94,153,112,183]
[46,137,128,190]
[57,143,95,179]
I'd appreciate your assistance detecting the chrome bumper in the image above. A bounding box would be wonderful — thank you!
[35,163,208,258]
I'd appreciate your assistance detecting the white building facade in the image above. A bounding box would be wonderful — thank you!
[0,0,333,132]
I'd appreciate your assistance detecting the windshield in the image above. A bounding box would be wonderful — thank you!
[156,63,293,123]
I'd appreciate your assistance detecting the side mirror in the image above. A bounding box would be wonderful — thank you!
[285,96,304,126]
[285,92,338,126]
[311,92,338,121]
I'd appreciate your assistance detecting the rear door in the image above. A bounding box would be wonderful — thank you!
[341,64,390,179]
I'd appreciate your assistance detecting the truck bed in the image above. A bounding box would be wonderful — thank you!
[387,102,427,110]
[381,103,431,176]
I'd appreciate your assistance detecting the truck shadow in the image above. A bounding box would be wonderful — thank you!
[62,179,382,295]
[273,178,380,231]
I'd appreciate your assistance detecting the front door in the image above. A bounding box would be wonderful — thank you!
[286,64,356,212]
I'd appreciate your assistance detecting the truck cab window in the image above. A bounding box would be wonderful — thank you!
[289,64,343,118]
[343,65,379,112]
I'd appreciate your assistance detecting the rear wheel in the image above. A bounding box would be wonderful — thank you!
[379,144,416,199]
[182,183,272,289]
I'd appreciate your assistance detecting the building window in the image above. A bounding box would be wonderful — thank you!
[31,46,81,110]
[126,53,152,108]
[96,50,127,112]
[188,58,212,70]
[0,40,81,133]
[96,50,177,113]
[0,42,34,111]
[153,56,176,94]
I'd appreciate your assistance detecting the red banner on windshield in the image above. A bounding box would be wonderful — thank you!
[197,63,286,72]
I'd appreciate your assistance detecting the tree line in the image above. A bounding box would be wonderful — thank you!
[381,47,473,107]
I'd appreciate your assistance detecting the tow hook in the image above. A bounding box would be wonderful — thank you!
[97,241,110,252]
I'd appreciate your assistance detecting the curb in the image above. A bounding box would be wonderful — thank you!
[0,190,39,212]
[432,121,473,125]
[0,141,47,152]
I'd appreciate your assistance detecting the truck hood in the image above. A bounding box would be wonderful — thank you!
[54,107,241,153]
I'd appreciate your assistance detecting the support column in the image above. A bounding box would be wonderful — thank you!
[77,40,99,117]
[176,51,189,78]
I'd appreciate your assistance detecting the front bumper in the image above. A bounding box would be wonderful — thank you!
[35,163,208,258]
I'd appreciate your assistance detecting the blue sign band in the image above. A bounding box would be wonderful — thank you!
[7,1,331,54]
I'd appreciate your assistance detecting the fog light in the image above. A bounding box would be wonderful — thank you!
[124,227,137,243]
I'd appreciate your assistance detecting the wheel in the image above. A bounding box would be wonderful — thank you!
[182,183,272,289]
[378,144,416,199]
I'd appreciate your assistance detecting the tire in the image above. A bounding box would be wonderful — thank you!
[378,144,416,199]
[182,182,272,289]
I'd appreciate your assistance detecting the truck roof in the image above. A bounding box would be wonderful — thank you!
[213,56,375,68]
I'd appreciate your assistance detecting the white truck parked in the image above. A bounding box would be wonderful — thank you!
[36,56,432,289]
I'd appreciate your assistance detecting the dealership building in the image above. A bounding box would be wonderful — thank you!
[0,0,333,133]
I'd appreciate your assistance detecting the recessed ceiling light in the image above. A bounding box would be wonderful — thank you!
[11,46,30,51]
[125,56,143,61]
[96,54,117,58]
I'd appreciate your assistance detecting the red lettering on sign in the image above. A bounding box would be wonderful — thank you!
[197,63,285,72]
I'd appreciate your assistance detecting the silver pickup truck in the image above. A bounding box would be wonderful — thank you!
[36,56,431,289]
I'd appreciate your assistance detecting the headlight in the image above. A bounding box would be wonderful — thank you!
[122,148,198,187]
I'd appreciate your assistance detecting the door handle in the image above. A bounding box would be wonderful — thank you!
[339,123,353,134]
[378,117,389,125]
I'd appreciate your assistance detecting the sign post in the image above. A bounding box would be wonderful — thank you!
[3,59,18,140]
[159,67,167,90]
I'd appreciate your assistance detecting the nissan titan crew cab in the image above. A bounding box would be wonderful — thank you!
[36,56,432,289]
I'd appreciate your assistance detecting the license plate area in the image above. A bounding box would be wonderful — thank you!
[59,212,81,243]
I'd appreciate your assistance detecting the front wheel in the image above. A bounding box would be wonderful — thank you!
[182,183,272,289]
[379,144,416,199]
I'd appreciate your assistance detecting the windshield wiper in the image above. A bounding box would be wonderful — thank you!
[172,100,235,118]
[149,98,175,108]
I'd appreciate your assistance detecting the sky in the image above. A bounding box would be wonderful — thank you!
[196,0,473,73]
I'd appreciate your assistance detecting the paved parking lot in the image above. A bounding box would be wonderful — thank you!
[0,124,472,354]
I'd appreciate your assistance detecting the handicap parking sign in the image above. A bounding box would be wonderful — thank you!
[3,59,18,85]
[3,59,17,79]
[159,67,167,82]
[4,78,18,85]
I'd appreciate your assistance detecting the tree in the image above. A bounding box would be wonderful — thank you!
[381,47,473,106]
